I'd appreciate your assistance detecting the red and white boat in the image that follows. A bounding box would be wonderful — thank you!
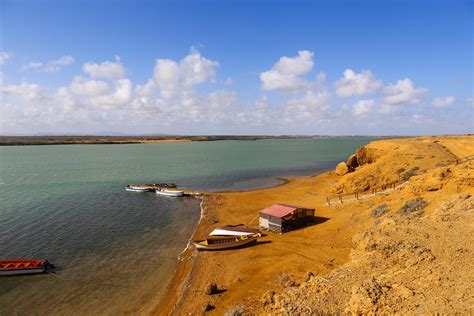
[0,259,55,276]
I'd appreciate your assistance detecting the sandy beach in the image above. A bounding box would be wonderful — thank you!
[155,135,474,315]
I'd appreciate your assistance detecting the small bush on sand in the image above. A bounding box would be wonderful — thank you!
[224,305,244,316]
[396,168,406,174]
[371,204,389,217]
[397,197,427,216]
[402,167,420,181]
[277,273,296,287]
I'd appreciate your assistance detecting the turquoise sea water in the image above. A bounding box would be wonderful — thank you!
[0,138,374,315]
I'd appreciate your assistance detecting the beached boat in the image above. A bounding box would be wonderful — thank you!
[0,259,55,276]
[155,188,184,197]
[125,185,150,192]
[210,226,261,236]
[193,233,261,251]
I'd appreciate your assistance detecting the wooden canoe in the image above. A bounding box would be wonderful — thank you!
[193,233,260,251]
[0,259,54,276]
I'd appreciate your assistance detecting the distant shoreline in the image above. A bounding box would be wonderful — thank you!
[0,135,397,146]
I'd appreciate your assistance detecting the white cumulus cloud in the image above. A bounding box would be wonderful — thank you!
[90,79,132,109]
[352,99,375,116]
[136,48,219,99]
[22,61,43,71]
[0,82,46,101]
[153,59,181,99]
[260,50,314,92]
[207,90,236,109]
[383,78,428,105]
[180,48,219,86]
[335,69,382,98]
[69,76,110,97]
[22,55,74,72]
[285,90,330,120]
[131,97,169,116]
[44,55,75,72]
[432,96,455,108]
[0,52,12,64]
[255,95,268,110]
[134,79,156,97]
[66,80,130,110]
[83,56,125,79]
[56,69,131,111]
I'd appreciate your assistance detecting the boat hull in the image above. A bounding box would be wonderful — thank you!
[156,190,184,197]
[194,235,259,251]
[0,268,45,276]
[0,259,52,276]
[125,186,150,192]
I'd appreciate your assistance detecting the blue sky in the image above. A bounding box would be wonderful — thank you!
[0,0,472,135]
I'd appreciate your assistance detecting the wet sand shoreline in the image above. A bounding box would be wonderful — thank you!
[153,194,217,315]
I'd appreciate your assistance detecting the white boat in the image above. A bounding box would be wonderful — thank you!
[193,234,261,251]
[210,226,261,236]
[155,188,184,197]
[125,185,150,192]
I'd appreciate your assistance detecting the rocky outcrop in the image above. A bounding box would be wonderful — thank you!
[356,146,378,166]
[205,283,218,295]
[335,146,380,178]
[346,154,359,169]
[333,143,403,193]
[335,162,350,176]
[261,291,275,305]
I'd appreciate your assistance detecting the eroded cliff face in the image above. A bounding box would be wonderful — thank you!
[332,138,459,194]
[354,145,380,166]
[334,146,380,177]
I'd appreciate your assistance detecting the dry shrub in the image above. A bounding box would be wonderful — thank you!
[397,197,427,216]
[371,204,389,217]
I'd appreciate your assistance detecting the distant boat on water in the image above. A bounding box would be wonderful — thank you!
[0,259,55,276]
[155,188,184,197]
[125,184,185,196]
[193,233,260,251]
[125,185,150,192]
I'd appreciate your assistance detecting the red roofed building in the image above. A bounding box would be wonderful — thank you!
[259,204,315,232]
